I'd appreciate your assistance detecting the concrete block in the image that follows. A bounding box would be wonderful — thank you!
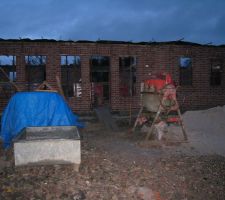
[13,126,81,170]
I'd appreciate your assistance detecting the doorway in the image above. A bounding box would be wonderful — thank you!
[90,56,110,107]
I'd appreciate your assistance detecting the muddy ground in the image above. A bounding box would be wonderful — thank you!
[0,123,225,200]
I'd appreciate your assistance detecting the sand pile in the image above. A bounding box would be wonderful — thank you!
[182,105,225,135]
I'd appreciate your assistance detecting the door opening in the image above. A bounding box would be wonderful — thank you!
[90,56,110,107]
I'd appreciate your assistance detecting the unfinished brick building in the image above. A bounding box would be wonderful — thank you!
[0,39,225,114]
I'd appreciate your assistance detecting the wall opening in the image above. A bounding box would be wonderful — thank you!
[119,56,137,97]
[90,56,110,107]
[61,55,81,97]
[179,57,192,86]
[0,55,17,99]
[210,59,223,86]
[25,55,46,90]
[0,55,16,82]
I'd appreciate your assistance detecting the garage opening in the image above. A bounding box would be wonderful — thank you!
[90,56,110,107]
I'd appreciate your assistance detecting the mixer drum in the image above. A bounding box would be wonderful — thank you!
[142,93,160,112]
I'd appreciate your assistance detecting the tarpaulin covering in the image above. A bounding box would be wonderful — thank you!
[0,91,84,148]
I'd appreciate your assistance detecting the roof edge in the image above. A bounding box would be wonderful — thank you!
[0,38,223,47]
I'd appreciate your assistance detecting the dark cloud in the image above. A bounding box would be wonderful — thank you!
[0,0,224,44]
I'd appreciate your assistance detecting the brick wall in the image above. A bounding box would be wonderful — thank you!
[0,40,225,114]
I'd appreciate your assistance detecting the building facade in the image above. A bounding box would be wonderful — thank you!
[0,39,225,114]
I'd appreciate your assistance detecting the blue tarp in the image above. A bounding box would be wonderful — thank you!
[0,91,84,148]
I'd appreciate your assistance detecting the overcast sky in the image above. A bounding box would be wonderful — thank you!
[0,0,224,45]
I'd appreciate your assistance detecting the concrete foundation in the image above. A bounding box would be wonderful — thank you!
[13,126,81,171]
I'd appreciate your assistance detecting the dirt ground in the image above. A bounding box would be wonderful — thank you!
[0,123,225,200]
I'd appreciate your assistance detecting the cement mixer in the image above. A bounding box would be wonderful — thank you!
[132,72,187,141]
